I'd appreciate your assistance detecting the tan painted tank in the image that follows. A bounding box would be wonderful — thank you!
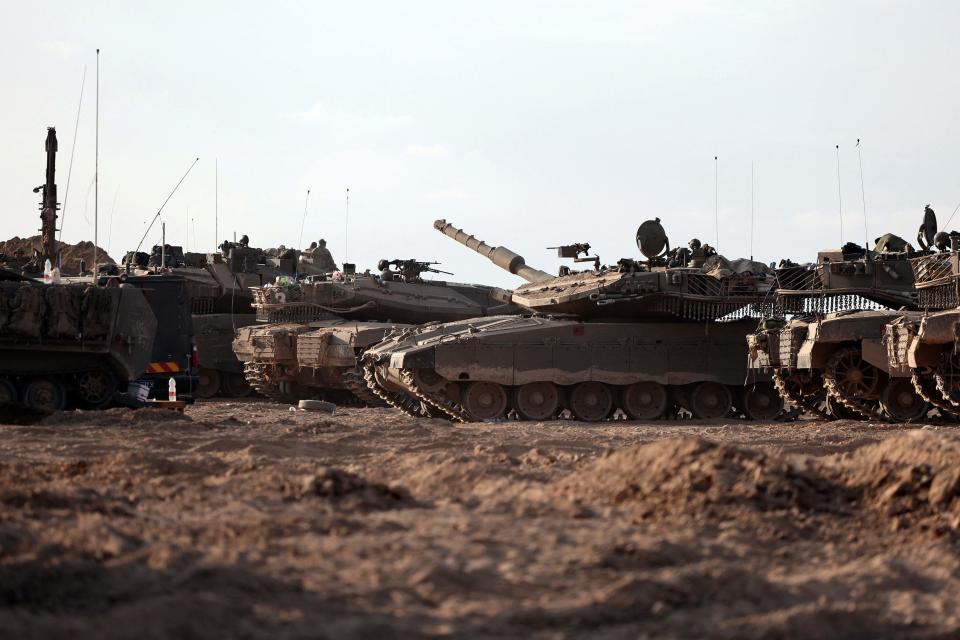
[0,280,156,410]
[748,217,941,422]
[881,247,960,416]
[363,219,782,423]
[232,264,517,410]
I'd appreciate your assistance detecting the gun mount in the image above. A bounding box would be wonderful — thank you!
[434,219,553,284]
[377,258,454,283]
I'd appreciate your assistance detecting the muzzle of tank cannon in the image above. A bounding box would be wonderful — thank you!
[433,219,553,284]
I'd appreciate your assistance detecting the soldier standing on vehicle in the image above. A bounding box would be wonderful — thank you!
[312,239,338,272]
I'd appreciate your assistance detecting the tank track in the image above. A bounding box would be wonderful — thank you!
[243,361,289,403]
[912,369,959,418]
[772,370,833,420]
[361,360,428,418]
[342,369,388,408]
[934,355,960,410]
[821,350,886,422]
[399,369,469,423]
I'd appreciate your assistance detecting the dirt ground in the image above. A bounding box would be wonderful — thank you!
[2,401,960,639]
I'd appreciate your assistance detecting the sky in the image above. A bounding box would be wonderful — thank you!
[1,1,958,288]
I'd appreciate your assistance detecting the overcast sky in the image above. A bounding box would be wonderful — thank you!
[1,1,958,287]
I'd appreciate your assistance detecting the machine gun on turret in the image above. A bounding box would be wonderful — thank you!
[548,242,600,273]
[378,258,453,283]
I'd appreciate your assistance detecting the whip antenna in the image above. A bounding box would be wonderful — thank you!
[714,156,719,251]
[59,64,87,261]
[134,157,200,254]
[345,187,350,262]
[214,158,218,249]
[856,138,869,252]
[297,189,311,252]
[750,161,755,261]
[835,144,843,246]
[94,48,99,273]
[943,199,960,230]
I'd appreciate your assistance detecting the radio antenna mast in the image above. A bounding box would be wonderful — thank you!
[714,156,719,251]
[134,157,200,254]
[345,187,350,262]
[298,189,311,252]
[835,144,843,246]
[94,48,99,273]
[59,65,86,261]
[750,161,755,261]
[856,138,869,252]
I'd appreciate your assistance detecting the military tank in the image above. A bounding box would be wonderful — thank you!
[748,212,945,422]
[362,218,781,423]
[232,260,517,409]
[882,233,960,416]
[118,242,301,398]
[0,279,156,410]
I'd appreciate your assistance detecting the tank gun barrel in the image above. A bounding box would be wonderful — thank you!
[433,219,552,283]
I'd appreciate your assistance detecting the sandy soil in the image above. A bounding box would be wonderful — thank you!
[2,401,959,639]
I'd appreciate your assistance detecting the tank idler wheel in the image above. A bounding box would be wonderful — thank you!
[514,382,560,421]
[826,346,881,398]
[689,382,733,419]
[569,382,613,422]
[221,372,252,398]
[194,367,221,399]
[622,381,668,420]
[741,382,784,420]
[410,368,448,394]
[75,369,115,409]
[463,382,508,421]
[0,378,17,405]
[880,378,928,422]
[23,378,66,412]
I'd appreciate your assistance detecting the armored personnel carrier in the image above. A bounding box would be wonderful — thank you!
[232,260,517,408]
[748,212,944,422]
[362,218,781,423]
[0,279,156,410]
[119,242,300,397]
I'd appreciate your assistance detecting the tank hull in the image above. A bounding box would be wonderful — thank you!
[364,315,780,422]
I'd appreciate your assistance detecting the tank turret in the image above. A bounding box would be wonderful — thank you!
[433,219,553,284]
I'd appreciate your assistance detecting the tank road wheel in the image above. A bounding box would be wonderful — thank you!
[0,378,16,405]
[880,378,928,422]
[220,372,252,398]
[689,382,733,419]
[825,346,881,399]
[622,382,668,420]
[23,378,66,412]
[741,382,784,420]
[514,382,560,421]
[569,382,613,422]
[463,382,508,421]
[194,367,221,399]
[75,370,115,409]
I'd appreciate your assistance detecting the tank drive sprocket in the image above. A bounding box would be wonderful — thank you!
[821,346,886,421]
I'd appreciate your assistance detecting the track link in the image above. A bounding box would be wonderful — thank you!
[342,369,388,408]
[243,361,288,403]
[912,369,959,419]
[399,369,469,423]
[361,360,428,418]
[772,370,833,420]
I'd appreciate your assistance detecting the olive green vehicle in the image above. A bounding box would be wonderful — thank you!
[232,262,517,410]
[362,218,781,423]
[120,243,300,398]
[0,279,156,411]
[748,212,948,422]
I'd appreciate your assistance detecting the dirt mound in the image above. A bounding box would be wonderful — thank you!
[831,430,960,532]
[292,467,414,510]
[554,437,843,519]
[0,235,114,275]
[40,407,193,427]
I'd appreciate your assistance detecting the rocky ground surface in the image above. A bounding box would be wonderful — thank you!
[2,400,959,638]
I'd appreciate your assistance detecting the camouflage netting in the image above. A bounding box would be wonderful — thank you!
[0,282,113,341]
